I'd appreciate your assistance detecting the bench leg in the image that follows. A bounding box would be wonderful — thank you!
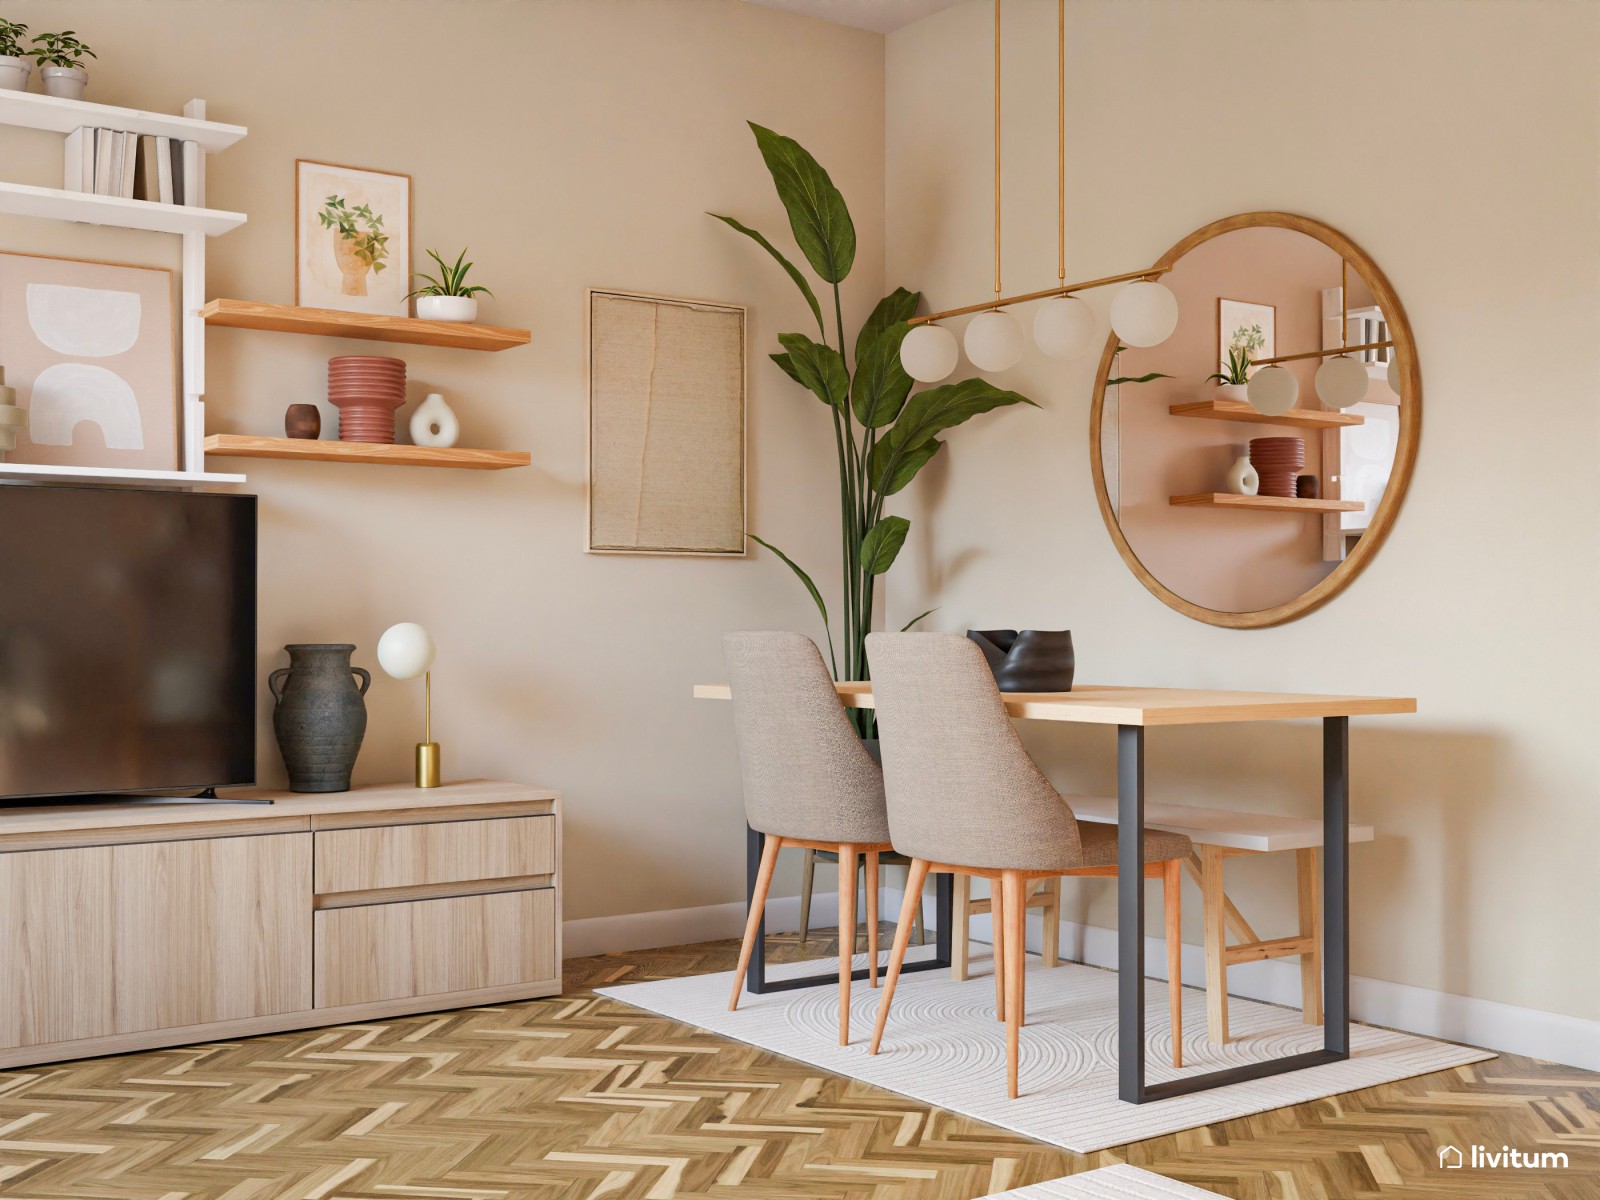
[1040,877,1061,968]
[1297,847,1322,1025]
[951,872,972,981]
[1202,844,1229,1045]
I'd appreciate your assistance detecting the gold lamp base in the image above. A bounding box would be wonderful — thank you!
[415,742,441,789]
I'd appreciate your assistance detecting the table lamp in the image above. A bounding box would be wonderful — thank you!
[377,622,440,788]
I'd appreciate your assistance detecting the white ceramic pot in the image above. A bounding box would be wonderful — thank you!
[414,295,478,323]
[1215,383,1248,403]
[0,56,30,91]
[1225,452,1259,496]
[409,392,460,448]
[40,66,86,100]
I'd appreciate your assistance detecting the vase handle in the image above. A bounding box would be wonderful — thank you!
[352,667,372,695]
[268,667,290,704]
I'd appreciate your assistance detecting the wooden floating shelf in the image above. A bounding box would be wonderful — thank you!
[204,435,530,471]
[1169,399,1364,429]
[0,90,246,151]
[202,299,530,351]
[0,180,246,236]
[0,461,245,486]
[1170,493,1364,514]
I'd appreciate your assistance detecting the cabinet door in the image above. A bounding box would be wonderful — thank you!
[0,844,116,1046]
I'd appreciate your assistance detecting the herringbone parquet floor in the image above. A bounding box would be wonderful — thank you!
[0,928,1594,1200]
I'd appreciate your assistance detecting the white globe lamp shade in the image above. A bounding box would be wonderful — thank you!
[1108,280,1179,348]
[1386,354,1401,393]
[963,309,1025,372]
[377,622,436,681]
[1316,355,1370,409]
[899,323,958,383]
[1033,296,1098,360]
[1246,365,1299,415]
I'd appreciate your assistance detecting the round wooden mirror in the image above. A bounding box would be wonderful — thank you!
[1091,212,1420,627]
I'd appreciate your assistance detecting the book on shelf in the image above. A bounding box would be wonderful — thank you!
[63,126,96,193]
[93,128,115,196]
[118,131,139,199]
[180,139,199,206]
[134,134,161,202]
[155,135,173,204]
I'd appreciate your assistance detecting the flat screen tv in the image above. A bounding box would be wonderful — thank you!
[0,485,257,801]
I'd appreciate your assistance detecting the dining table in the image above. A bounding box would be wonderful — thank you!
[695,680,1416,1104]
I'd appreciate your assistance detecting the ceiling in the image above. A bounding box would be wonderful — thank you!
[743,0,967,35]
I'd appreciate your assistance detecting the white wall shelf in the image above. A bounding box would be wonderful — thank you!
[0,90,246,152]
[0,180,246,236]
[0,462,245,486]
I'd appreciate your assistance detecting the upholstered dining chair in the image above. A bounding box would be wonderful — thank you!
[724,630,895,1045]
[864,632,1193,1099]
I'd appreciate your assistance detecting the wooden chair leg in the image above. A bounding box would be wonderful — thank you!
[865,850,880,988]
[798,848,815,943]
[1041,876,1061,968]
[730,835,782,1011]
[912,868,926,945]
[950,872,971,980]
[990,878,1006,1022]
[1002,871,1026,1099]
[1202,844,1229,1045]
[870,859,931,1055]
[837,845,857,1045]
[1164,858,1183,1068]
[1297,847,1322,1025]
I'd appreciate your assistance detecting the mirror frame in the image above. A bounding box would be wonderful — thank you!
[1090,211,1421,628]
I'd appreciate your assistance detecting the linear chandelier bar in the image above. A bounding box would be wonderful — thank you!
[1252,339,1394,367]
[908,264,1173,326]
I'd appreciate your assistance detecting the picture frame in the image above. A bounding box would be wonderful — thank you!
[586,288,747,556]
[0,251,178,472]
[1217,297,1275,375]
[295,160,412,316]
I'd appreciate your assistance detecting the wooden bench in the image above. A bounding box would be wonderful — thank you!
[949,793,1374,1044]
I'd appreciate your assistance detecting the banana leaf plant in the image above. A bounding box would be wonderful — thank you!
[711,122,1034,692]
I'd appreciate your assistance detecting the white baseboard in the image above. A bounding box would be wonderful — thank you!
[567,888,1600,1073]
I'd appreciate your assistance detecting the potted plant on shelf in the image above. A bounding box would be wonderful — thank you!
[317,196,388,297]
[407,249,492,322]
[30,30,95,100]
[1207,322,1265,402]
[712,122,1034,710]
[0,20,31,91]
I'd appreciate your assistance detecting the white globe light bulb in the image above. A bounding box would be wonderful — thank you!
[1316,354,1370,409]
[1386,354,1401,393]
[1108,280,1179,348]
[1246,365,1299,415]
[963,310,1025,372]
[377,622,436,680]
[899,323,958,382]
[1033,296,1098,360]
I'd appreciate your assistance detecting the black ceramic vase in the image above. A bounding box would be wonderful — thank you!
[269,643,371,792]
[967,629,1075,692]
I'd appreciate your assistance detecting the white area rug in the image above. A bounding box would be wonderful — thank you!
[598,948,1493,1153]
[984,1164,1223,1198]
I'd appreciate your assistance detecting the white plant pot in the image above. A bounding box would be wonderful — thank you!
[1215,383,1248,403]
[40,66,86,100]
[414,295,478,323]
[0,56,30,91]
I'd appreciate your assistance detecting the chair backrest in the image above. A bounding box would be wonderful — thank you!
[723,631,889,845]
[866,631,1081,870]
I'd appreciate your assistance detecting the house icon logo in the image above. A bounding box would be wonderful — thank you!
[1439,1146,1463,1169]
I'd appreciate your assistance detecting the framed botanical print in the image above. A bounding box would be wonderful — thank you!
[295,160,412,315]
[1217,298,1275,375]
[0,252,178,471]
[587,289,746,555]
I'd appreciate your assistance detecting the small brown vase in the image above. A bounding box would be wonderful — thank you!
[1296,474,1320,499]
[285,403,321,439]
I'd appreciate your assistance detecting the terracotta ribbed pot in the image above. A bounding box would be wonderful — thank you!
[1249,436,1306,498]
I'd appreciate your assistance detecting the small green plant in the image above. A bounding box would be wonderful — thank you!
[1208,322,1265,386]
[317,195,388,271]
[30,30,95,69]
[1106,345,1173,389]
[406,249,493,299]
[0,19,29,59]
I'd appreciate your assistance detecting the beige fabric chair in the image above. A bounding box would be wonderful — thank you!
[724,631,894,1045]
[864,632,1193,1098]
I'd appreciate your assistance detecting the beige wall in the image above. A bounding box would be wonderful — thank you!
[886,0,1600,1022]
[1,0,886,923]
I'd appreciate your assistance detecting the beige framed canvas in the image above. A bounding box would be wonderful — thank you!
[1218,297,1275,375]
[0,252,177,472]
[295,160,411,315]
[587,289,746,556]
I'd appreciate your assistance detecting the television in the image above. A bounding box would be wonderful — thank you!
[0,485,257,801]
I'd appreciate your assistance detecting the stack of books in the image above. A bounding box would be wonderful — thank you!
[63,128,199,205]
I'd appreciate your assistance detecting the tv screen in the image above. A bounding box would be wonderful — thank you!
[0,485,257,800]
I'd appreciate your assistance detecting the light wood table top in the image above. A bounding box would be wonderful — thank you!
[693,682,1415,727]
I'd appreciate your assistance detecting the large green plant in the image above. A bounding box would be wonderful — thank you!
[712,123,1033,683]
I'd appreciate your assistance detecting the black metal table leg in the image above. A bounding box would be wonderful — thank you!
[744,825,954,995]
[1118,717,1353,1103]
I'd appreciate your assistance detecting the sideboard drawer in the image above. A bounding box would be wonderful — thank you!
[314,888,555,1008]
[313,815,554,895]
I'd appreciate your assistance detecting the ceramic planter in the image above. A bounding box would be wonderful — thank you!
[968,629,1076,693]
[39,66,86,100]
[414,295,479,323]
[1215,383,1248,403]
[0,56,29,91]
[269,644,370,793]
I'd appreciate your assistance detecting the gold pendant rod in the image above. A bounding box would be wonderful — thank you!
[1058,0,1064,283]
[1252,339,1392,367]
[994,0,1002,297]
[908,264,1172,326]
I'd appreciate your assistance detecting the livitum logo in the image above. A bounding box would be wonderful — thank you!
[1437,1144,1570,1170]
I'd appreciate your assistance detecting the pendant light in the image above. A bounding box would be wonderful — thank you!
[1248,262,1394,414]
[901,323,960,382]
[1386,354,1401,392]
[962,0,1023,373]
[1315,263,1370,408]
[1033,1,1097,361]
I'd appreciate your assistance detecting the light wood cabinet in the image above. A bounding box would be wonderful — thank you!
[313,814,554,894]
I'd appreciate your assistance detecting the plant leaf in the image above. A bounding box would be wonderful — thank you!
[899,607,937,632]
[749,534,836,674]
[1106,370,1172,386]
[748,122,856,284]
[778,332,850,411]
[769,352,802,385]
[870,379,1032,494]
[870,436,941,495]
[709,213,824,335]
[854,287,920,369]
[860,516,910,576]
[851,318,916,428]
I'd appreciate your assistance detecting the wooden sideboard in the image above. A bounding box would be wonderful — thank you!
[0,779,561,1068]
